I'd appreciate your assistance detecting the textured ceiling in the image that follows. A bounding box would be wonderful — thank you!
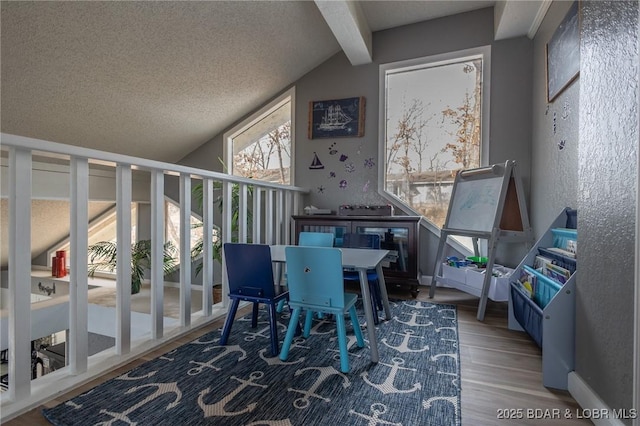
[1,1,510,164]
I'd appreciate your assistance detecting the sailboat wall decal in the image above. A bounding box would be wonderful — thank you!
[309,152,325,169]
[308,97,365,139]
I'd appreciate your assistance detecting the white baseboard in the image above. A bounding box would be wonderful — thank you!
[568,372,634,426]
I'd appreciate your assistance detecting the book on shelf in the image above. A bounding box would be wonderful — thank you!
[534,254,554,271]
[517,268,536,298]
[545,246,576,259]
[544,262,571,284]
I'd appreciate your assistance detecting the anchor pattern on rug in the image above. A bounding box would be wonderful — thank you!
[198,371,269,418]
[43,301,461,426]
[361,357,421,394]
[381,329,429,353]
[187,344,247,376]
[288,366,350,409]
[393,310,434,327]
[349,402,402,426]
[98,382,182,425]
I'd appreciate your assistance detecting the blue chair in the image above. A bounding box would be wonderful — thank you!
[298,231,334,247]
[220,243,288,357]
[279,246,364,373]
[276,231,334,313]
[342,233,383,324]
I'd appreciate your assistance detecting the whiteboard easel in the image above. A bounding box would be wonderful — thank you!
[429,160,533,321]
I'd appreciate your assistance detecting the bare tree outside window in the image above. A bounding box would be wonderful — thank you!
[383,54,484,228]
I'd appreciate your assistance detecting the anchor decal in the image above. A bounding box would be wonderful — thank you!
[198,371,268,418]
[381,329,429,353]
[159,348,178,361]
[438,370,459,387]
[393,311,433,327]
[188,344,247,376]
[116,370,158,381]
[435,326,457,336]
[243,322,287,342]
[307,318,335,335]
[349,403,402,426]
[288,366,350,409]
[423,395,460,420]
[438,308,456,320]
[64,400,82,410]
[402,301,436,310]
[431,353,457,362]
[97,382,182,425]
[191,335,221,345]
[259,347,305,365]
[328,334,363,360]
[361,357,421,394]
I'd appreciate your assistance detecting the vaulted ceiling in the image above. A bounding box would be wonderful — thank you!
[1,1,548,163]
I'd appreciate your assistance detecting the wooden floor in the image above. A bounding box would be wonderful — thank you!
[4,286,590,426]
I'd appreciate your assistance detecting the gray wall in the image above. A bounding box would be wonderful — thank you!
[577,0,638,419]
[181,7,534,275]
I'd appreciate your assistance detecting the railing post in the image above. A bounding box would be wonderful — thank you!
[7,147,32,401]
[265,189,274,244]
[238,183,248,243]
[179,174,192,327]
[116,164,132,355]
[252,187,262,244]
[202,178,214,314]
[150,170,165,339]
[69,157,89,374]
[221,181,233,303]
[276,190,284,244]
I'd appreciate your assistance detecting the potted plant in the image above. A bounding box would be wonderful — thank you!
[88,240,178,294]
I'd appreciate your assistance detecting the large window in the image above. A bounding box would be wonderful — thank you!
[224,87,294,185]
[380,47,490,229]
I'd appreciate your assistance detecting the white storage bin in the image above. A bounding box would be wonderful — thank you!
[440,263,513,302]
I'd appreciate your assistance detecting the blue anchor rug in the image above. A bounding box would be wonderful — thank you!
[42,299,461,425]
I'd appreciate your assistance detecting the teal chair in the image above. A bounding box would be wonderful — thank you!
[298,231,334,247]
[276,231,334,313]
[279,246,364,373]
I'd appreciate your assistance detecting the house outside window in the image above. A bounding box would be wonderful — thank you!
[379,47,490,229]
[224,87,295,185]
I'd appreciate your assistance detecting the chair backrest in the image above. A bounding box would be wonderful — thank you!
[285,246,345,308]
[298,231,334,247]
[343,233,380,250]
[223,243,275,297]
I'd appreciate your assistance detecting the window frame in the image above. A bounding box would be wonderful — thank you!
[223,86,296,185]
[377,46,491,239]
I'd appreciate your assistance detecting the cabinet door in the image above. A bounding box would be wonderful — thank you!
[295,219,351,246]
[352,221,416,280]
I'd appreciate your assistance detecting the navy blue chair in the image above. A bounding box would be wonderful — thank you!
[220,243,288,357]
[342,233,383,324]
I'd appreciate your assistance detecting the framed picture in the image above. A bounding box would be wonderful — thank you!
[546,1,579,102]
[308,96,365,139]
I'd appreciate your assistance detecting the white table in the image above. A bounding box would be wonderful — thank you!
[270,245,392,363]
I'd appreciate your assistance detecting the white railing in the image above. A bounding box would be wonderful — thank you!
[0,133,309,420]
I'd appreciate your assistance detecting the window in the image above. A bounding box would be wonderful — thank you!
[224,87,294,185]
[165,200,209,264]
[380,47,490,229]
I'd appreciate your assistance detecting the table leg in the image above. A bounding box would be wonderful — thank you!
[376,264,392,321]
[359,268,378,363]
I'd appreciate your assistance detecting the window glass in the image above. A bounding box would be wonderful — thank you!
[226,88,294,185]
[382,51,486,229]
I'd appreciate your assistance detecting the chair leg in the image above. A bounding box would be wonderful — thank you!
[335,314,350,373]
[276,298,286,313]
[349,305,365,348]
[280,307,302,361]
[303,310,314,338]
[267,303,280,357]
[251,302,260,328]
[219,298,241,345]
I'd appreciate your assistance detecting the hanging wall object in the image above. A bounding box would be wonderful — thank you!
[309,152,324,169]
[546,1,579,102]
[308,97,365,139]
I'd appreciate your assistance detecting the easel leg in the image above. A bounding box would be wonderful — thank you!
[429,233,448,298]
[476,235,498,321]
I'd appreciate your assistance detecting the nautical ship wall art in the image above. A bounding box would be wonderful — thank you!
[308,96,365,139]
